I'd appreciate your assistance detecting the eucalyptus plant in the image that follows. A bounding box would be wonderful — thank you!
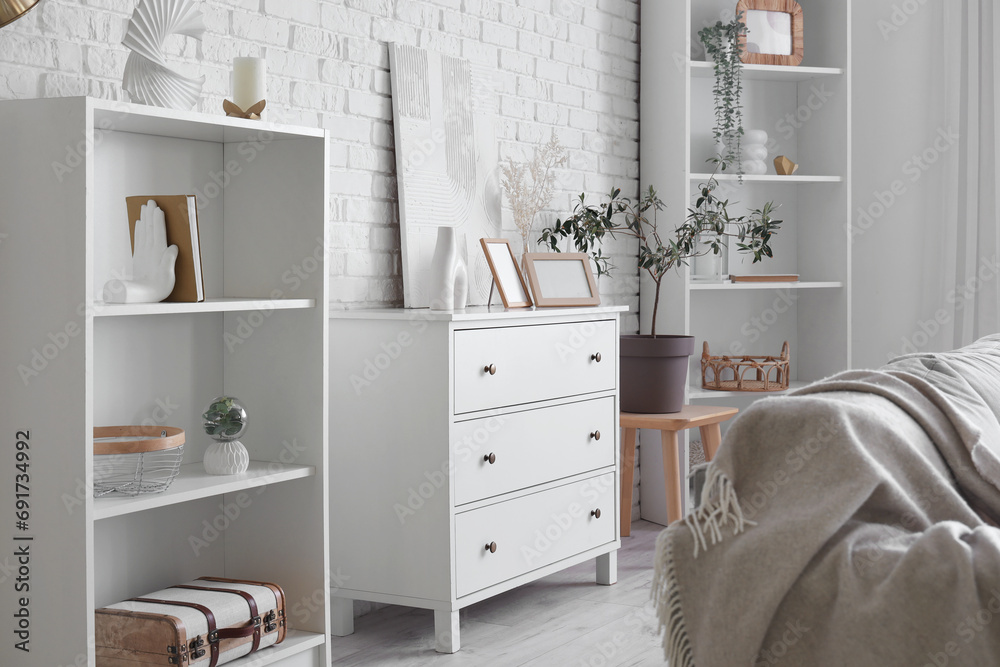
[538,161,781,337]
[699,16,747,175]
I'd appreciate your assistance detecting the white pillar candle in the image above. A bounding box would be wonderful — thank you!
[232,57,266,113]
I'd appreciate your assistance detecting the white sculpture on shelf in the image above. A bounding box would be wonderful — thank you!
[103,200,178,304]
[121,0,206,110]
[202,397,250,476]
[743,129,770,176]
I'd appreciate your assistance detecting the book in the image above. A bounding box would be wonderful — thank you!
[729,274,800,283]
[125,195,204,302]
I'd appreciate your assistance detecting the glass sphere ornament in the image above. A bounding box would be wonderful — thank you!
[202,396,250,475]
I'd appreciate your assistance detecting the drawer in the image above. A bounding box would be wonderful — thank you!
[452,397,616,505]
[454,473,616,597]
[453,320,616,414]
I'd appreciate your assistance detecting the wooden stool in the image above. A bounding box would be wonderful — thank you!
[620,406,738,536]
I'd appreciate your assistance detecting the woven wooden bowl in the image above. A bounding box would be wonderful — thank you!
[701,341,790,392]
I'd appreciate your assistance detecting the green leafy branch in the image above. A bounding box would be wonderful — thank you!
[538,161,781,336]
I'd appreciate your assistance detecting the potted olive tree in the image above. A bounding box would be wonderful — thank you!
[538,162,780,413]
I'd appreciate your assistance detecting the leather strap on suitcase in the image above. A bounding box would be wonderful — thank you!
[172,585,263,654]
[130,587,265,667]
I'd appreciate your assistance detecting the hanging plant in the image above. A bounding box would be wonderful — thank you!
[698,16,747,176]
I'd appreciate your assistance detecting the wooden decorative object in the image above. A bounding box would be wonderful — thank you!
[93,426,185,496]
[737,0,804,67]
[701,341,790,392]
[93,425,185,455]
[774,155,800,175]
[523,252,601,307]
[224,98,266,120]
[480,238,532,308]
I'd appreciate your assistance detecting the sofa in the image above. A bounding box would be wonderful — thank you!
[654,335,1000,667]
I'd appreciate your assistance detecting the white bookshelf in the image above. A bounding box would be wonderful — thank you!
[639,0,852,524]
[0,97,330,667]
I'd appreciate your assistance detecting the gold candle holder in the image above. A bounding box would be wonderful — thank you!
[223,99,266,120]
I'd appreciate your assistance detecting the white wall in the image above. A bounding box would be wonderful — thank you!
[852,0,951,368]
[0,0,641,332]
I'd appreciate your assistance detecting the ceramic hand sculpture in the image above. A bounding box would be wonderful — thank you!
[103,200,179,304]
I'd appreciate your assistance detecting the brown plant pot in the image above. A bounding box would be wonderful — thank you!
[620,335,696,414]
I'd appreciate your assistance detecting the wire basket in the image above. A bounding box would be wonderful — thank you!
[701,341,791,392]
[93,426,185,497]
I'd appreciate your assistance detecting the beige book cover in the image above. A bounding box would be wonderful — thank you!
[125,195,205,302]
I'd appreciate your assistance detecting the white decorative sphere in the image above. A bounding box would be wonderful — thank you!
[204,441,250,475]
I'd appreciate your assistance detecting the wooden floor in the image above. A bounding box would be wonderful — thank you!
[329,520,667,666]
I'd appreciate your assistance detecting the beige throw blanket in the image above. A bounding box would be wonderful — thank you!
[653,335,1000,666]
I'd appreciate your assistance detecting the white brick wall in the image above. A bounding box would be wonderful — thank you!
[0,0,640,331]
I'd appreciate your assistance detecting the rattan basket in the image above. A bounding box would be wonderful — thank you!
[701,341,790,392]
[92,426,185,497]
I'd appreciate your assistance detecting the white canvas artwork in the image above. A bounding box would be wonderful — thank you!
[388,43,502,308]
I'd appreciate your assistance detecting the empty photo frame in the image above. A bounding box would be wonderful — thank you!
[480,239,532,308]
[523,253,601,307]
[737,0,804,67]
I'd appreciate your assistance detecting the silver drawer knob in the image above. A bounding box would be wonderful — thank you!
[590,430,601,441]
[484,364,497,375]
[591,352,602,363]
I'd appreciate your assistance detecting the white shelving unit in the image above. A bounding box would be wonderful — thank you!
[639,1,852,524]
[0,97,330,667]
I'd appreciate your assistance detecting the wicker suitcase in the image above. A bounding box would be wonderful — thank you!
[95,576,286,667]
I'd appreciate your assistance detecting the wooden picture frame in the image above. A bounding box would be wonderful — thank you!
[522,253,601,307]
[480,238,532,308]
[737,0,804,67]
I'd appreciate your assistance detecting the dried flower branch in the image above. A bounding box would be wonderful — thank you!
[500,135,567,258]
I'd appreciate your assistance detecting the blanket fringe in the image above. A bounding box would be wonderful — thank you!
[652,529,694,667]
[686,465,755,558]
[650,467,754,667]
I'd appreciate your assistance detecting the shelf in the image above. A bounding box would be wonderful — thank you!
[690,173,843,183]
[690,61,844,82]
[90,98,326,143]
[690,281,843,291]
[94,461,315,520]
[224,631,327,666]
[92,297,316,317]
[689,380,810,401]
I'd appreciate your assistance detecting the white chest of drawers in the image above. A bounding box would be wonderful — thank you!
[329,306,625,652]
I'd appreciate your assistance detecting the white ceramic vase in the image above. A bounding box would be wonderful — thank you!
[428,227,469,311]
[742,129,769,176]
[203,441,250,475]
